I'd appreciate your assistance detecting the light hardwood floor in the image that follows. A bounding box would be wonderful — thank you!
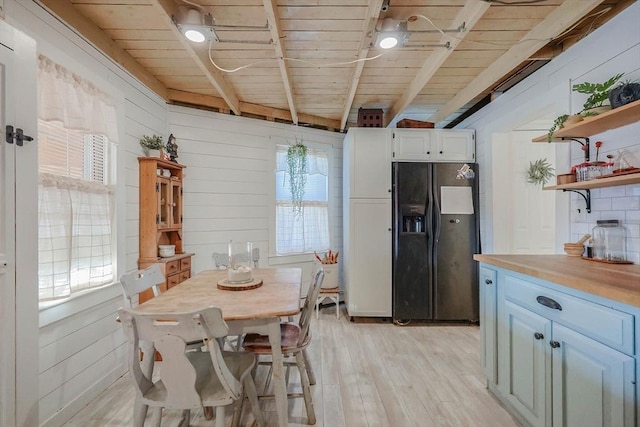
[63,304,520,427]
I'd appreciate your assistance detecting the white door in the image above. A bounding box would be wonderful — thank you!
[492,130,566,254]
[0,21,39,427]
[0,28,18,427]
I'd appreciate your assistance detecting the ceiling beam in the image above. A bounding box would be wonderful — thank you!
[262,0,298,125]
[152,0,241,115]
[39,0,168,99]
[385,0,490,127]
[167,89,341,130]
[428,0,606,125]
[339,0,385,131]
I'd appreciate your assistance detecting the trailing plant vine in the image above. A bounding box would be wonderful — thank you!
[286,142,308,216]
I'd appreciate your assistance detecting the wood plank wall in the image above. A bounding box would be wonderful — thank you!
[168,104,345,294]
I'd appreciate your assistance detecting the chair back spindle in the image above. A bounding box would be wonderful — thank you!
[298,268,324,346]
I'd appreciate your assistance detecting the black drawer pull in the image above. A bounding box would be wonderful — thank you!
[550,340,561,348]
[534,332,544,340]
[537,295,562,311]
[485,279,492,285]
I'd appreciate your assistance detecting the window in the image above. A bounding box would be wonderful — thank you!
[275,145,330,255]
[36,55,119,301]
[38,120,115,300]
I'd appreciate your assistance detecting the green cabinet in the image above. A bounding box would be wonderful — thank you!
[479,263,638,427]
[502,300,550,427]
[479,266,498,384]
[551,324,635,427]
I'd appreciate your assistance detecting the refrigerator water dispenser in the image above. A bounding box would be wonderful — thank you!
[401,204,425,233]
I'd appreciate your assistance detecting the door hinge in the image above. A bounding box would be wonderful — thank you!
[156,214,159,224]
[6,125,34,146]
[155,182,159,192]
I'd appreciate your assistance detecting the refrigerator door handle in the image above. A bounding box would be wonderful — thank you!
[433,184,441,245]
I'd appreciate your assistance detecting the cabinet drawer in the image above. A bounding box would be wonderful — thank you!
[167,273,180,288]
[180,257,191,271]
[180,270,191,282]
[504,274,634,355]
[165,260,180,275]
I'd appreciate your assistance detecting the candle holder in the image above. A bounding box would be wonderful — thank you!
[227,240,253,283]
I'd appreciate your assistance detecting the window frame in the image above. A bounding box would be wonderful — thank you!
[269,139,335,263]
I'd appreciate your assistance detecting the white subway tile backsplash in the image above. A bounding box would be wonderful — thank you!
[591,197,612,211]
[625,223,640,238]
[602,186,626,198]
[626,210,640,223]
[612,196,640,210]
[627,185,640,196]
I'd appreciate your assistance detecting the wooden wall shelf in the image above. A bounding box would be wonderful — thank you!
[544,173,640,191]
[532,100,640,142]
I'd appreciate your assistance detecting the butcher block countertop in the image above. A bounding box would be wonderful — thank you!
[473,254,640,308]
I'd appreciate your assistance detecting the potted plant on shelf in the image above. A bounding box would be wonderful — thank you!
[547,114,569,142]
[139,134,165,157]
[609,79,640,109]
[573,73,624,117]
[286,141,307,216]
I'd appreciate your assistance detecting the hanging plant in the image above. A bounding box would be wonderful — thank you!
[527,158,555,186]
[286,142,308,216]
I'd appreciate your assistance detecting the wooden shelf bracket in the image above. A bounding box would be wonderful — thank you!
[562,188,591,213]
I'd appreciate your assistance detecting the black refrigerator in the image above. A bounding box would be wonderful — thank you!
[392,162,479,322]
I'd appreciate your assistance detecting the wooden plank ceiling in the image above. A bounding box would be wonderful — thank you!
[40,0,632,131]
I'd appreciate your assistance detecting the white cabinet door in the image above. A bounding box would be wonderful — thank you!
[436,130,475,162]
[392,129,434,161]
[345,128,392,199]
[502,300,550,427]
[345,199,392,317]
[480,266,498,384]
[551,324,635,427]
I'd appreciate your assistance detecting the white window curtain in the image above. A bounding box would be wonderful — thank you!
[38,55,119,142]
[37,55,118,301]
[275,145,330,255]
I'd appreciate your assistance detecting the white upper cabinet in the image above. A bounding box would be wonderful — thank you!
[343,128,392,199]
[393,129,434,161]
[392,129,475,162]
[436,130,475,162]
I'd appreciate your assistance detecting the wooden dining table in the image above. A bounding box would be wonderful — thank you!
[134,267,303,427]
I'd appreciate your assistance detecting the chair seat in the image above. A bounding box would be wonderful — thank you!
[242,322,310,354]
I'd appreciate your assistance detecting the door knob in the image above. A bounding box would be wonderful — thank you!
[549,340,560,348]
[534,332,544,340]
[484,279,492,285]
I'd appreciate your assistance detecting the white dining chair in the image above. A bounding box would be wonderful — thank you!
[118,306,265,427]
[119,264,165,307]
[242,268,325,425]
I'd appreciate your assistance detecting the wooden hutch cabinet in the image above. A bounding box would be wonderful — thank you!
[138,157,193,303]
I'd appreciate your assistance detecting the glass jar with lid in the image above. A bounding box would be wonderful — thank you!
[591,220,627,262]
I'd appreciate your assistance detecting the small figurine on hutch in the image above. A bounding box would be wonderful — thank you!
[166,133,179,162]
